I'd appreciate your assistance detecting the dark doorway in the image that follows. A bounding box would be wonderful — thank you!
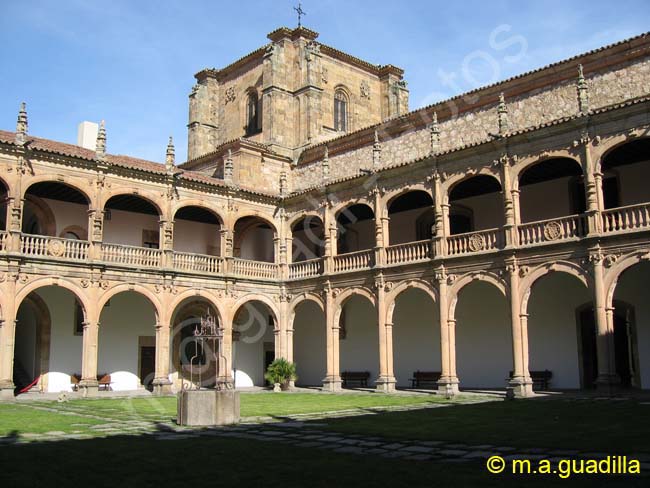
[578,303,636,388]
[140,346,156,392]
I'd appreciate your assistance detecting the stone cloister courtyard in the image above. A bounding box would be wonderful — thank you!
[1,390,649,487]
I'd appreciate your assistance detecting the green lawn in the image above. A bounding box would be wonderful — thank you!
[317,397,650,453]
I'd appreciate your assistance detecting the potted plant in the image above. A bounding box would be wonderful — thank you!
[264,358,297,392]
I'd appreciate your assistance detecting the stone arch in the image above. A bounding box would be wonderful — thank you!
[594,134,650,171]
[101,189,164,217]
[385,279,437,325]
[22,177,93,207]
[520,261,590,315]
[448,271,507,319]
[384,185,433,210]
[16,277,90,322]
[443,170,501,204]
[231,294,280,325]
[59,225,88,240]
[605,250,650,308]
[334,287,376,326]
[288,211,323,229]
[333,199,374,218]
[16,292,51,392]
[167,289,225,327]
[512,151,581,188]
[97,284,163,323]
[289,292,325,329]
[230,212,277,234]
[172,200,225,225]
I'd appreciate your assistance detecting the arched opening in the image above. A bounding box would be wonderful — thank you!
[609,261,650,388]
[455,281,509,389]
[232,300,276,387]
[104,194,161,248]
[0,179,9,231]
[334,89,348,133]
[171,298,221,389]
[233,216,275,262]
[527,272,589,389]
[339,294,378,389]
[391,288,440,389]
[518,157,584,223]
[15,286,85,394]
[173,206,223,256]
[387,190,434,245]
[448,175,503,234]
[245,91,262,136]
[98,291,159,392]
[601,138,650,208]
[336,203,375,254]
[292,300,326,386]
[22,182,89,237]
[291,215,324,262]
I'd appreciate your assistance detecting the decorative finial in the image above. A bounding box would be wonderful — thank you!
[294,2,306,28]
[165,136,175,170]
[224,148,234,183]
[429,111,440,154]
[577,64,589,114]
[322,145,330,180]
[96,120,106,160]
[372,129,381,170]
[497,93,508,135]
[15,102,28,146]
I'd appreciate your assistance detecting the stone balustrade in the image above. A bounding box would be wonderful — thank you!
[288,258,323,280]
[21,234,89,261]
[386,240,432,265]
[232,258,278,280]
[332,249,375,273]
[101,243,162,268]
[602,203,650,234]
[173,251,224,274]
[518,214,587,247]
[446,228,503,256]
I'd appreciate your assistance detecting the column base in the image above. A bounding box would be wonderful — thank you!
[152,378,173,396]
[595,374,621,396]
[437,377,459,397]
[506,377,534,399]
[0,383,16,400]
[322,376,342,392]
[375,376,396,393]
[79,379,99,398]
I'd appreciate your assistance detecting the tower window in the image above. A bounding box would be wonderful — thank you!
[246,92,261,135]
[334,90,348,132]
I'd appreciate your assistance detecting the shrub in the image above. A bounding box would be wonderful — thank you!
[264,358,297,387]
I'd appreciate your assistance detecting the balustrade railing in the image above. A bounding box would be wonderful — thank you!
[173,251,223,274]
[386,240,432,265]
[446,228,503,256]
[288,258,323,280]
[518,214,586,247]
[0,231,7,252]
[333,249,374,273]
[232,258,278,280]
[101,243,162,268]
[602,203,650,234]
[21,234,89,261]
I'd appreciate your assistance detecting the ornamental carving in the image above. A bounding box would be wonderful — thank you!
[360,80,370,99]
[604,254,619,268]
[47,239,66,257]
[468,233,485,252]
[543,221,562,241]
[225,87,236,104]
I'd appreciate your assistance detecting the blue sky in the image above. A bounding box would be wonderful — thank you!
[0,0,648,163]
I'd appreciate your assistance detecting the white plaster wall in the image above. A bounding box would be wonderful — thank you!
[15,304,37,379]
[293,301,326,386]
[103,208,160,247]
[455,282,511,388]
[339,295,378,385]
[174,219,220,255]
[612,262,650,389]
[233,301,275,387]
[527,273,589,389]
[41,198,88,236]
[97,292,158,391]
[519,177,574,222]
[239,227,274,262]
[392,289,440,387]
[36,287,82,393]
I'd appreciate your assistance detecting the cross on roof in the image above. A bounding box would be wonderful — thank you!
[294,2,306,28]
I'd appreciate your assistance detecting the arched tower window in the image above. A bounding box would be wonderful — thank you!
[246,92,261,135]
[334,90,348,132]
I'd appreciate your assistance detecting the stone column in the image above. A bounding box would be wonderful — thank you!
[323,204,336,274]
[152,322,172,395]
[373,189,386,267]
[375,276,396,392]
[87,208,104,260]
[0,317,17,399]
[436,268,459,394]
[440,203,450,257]
[581,136,601,236]
[322,286,341,391]
[160,219,174,268]
[591,251,619,391]
[80,321,100,396]
[221,228,233,274]
[431,172,446,257]
[506,260,533,398]
[500,156,517,248]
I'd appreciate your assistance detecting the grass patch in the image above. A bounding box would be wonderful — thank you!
[0,403,103,435]
[317,397,650,453]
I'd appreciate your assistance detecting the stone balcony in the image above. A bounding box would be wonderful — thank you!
[2,202,649,283]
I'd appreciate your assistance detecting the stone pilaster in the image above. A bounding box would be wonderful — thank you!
[152,322,172,395]
[436,268,459,395]
[505,259,533,398]
[322,283,341,391]
[80,321,100,397]
[375,274,396,392]
[0,318,17,399]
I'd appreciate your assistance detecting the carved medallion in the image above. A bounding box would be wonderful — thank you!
[47,239,66,257]
[225,87,236,104]
[468,233,485,252]
[543,221,562,241]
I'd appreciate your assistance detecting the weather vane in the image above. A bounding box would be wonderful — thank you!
[294,2,306,28]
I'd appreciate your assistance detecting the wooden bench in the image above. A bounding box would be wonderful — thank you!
[70,374,82,391]
[509,370,552,391]
[97,374,112,391]
[341,371,370,388]
[410,371,441,389]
